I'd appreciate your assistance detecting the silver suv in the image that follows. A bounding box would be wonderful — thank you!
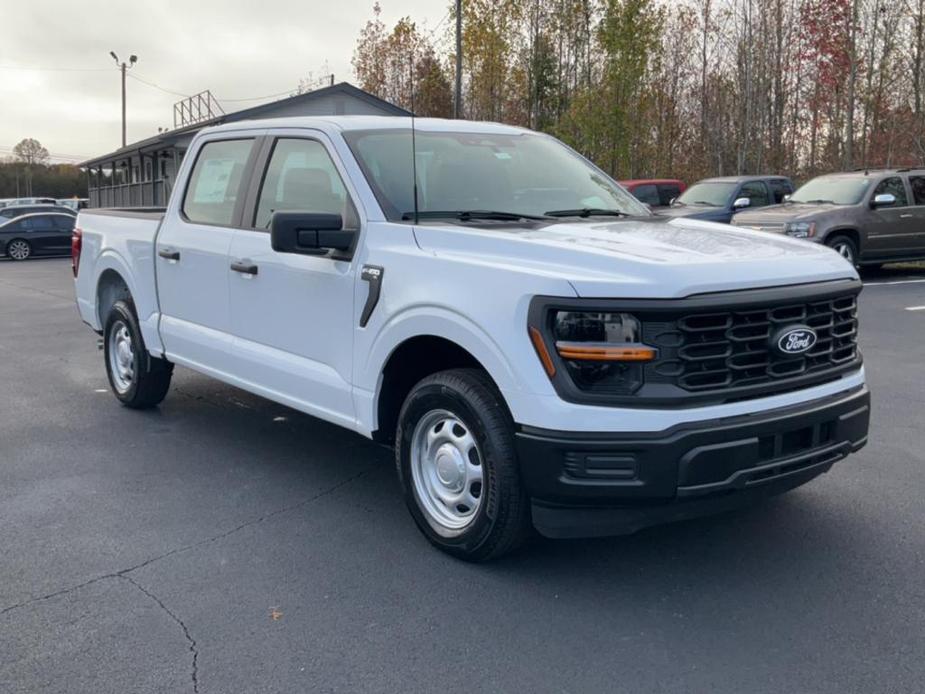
[731,169,925,266]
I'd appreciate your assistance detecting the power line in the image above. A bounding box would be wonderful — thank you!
[127,71,190,98]
[0,64,115,73]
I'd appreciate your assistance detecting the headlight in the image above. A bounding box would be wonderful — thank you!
[530,311,655,394]
[784,221,816,238]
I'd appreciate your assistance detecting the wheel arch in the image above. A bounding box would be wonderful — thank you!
[96,268,133,327]
[821,227,861,253]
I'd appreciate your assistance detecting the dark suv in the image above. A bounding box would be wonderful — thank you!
[657,175,794,224]
[732,169,925,266]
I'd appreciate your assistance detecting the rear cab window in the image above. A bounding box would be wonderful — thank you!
[182,139,254,226]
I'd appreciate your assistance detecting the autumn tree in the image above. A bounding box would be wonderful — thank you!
[13,138,49,166]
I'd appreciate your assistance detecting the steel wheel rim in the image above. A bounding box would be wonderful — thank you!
[410,409,484,534]
[8,241,29,260]
[108,320,135,393]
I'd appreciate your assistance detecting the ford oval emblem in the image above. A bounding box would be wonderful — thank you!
[774,326,817,356]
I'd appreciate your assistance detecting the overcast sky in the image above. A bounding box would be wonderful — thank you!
[0,0,444,164]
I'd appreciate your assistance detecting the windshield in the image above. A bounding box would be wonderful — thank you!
[676,182,737,207]
[343,129,649,222]
[789,176,872,205]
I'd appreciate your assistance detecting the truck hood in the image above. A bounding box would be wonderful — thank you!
[412,216,857,299]
[733,202,844,227]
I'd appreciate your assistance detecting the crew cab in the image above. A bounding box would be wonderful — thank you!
[732,169,925,266]
[659,175,794,223]
[73,117,869,560]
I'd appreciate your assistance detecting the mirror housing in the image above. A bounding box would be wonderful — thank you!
[270,212,353,255]
[732,197,751,209]
[783,194,791,202]
[871,193,896,208]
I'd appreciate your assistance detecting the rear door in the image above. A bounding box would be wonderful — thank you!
[905,175,925,252]
[155,134,260,372]
[865,176,917,258]
[226,131,361,428]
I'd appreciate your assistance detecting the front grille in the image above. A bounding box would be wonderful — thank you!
[643,292,859,394]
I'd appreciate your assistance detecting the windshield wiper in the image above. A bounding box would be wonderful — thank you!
[795,199,836,204]
[401,210,550,221]
[544,208,630,218]
[688,200,719,206]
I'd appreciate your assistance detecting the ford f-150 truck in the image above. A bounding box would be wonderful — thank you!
[73,117,870,561]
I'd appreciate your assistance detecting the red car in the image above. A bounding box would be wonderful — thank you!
[619,179,687,208]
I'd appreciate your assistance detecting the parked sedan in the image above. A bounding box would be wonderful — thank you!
[0,212,76,261]
[0,204,77,222]
[657,175,794,224]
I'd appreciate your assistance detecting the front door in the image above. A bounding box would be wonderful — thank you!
[865,176,918,259]
[227,133,360,429]
[156,136,258,372]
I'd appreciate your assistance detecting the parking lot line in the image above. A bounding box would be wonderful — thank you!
[865,278,925,286]
[905,305,925,311]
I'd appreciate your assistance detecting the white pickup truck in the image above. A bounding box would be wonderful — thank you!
[74,116,870,560]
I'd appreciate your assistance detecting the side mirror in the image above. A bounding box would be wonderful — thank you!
[783,194,791,202]
[732,197,751,209]
[270,211,353,255]
[871,193,896,208]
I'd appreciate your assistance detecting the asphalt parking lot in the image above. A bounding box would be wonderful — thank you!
[1,257,924,694]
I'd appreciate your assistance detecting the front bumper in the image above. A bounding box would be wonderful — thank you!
[515,385,870,538]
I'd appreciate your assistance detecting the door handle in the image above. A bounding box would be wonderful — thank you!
[230,260,258,275]
[900,214,914,218]
[158,248,180,261]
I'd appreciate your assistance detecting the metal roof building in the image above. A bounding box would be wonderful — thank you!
[80,82,409,208]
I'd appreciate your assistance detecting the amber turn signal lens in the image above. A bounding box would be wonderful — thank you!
[529,327,556,377]
[555,342,656,362]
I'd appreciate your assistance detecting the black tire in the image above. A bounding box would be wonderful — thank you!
[6,239,31,261]
[395,368,531,561]
[826,234,859,267]
[103,300,173,409]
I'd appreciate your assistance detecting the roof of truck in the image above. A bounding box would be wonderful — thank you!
[202,115,532,136]
[697,175,791,184]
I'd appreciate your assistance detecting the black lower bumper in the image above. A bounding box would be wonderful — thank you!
[515,386,870,538]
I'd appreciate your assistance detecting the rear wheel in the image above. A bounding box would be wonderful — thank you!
[103,300,173,408]
[396,368,531,561]
[6,239,31,261]
[826,235,858,267]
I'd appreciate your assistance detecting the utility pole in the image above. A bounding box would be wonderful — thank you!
[110,51,137,148]
[454,0,462,119]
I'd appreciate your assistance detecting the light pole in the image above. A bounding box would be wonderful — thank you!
[110,51,137,148]
[454,0,462,118]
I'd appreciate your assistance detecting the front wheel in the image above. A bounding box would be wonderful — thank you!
[6,239,31,261]
[103,300,173,408]
[826,234,858,267]
[396,368,531,561]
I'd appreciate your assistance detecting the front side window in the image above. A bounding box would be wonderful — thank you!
[631,184,659,206]
[344,129,649,221]
[657,184,681,206]
[873,177,908,207]
[253,138,354,230]
[182,139,254,226]
[739,181,770,207]
[769,179,792,203]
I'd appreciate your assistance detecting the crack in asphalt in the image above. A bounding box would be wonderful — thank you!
[120,574,200,693]
[0,464,373,621]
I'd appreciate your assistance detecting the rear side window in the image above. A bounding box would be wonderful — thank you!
[631,184,660,206]
[52,216,74,231]
[182,139,254,226]
[657,184,681,206]
[253,138,354,230]
[873,177,908,207]
[909,176,925,205]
